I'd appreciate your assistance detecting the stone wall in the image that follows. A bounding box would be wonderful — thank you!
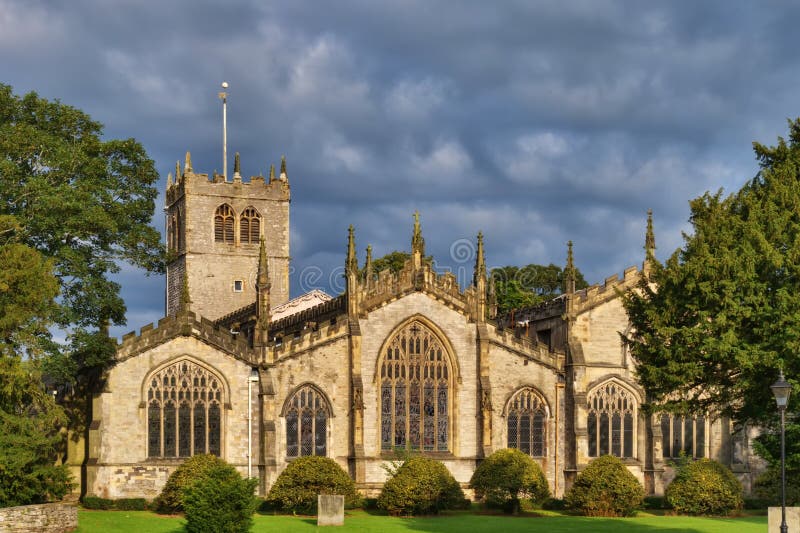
[0,503,77,533]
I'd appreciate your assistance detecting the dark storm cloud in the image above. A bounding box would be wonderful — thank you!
[2,0,798,337]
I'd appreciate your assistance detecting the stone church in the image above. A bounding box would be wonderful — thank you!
[80,151,761,499]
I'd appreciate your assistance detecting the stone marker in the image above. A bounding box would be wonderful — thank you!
[769,507,800,533]
[318,494,345,526]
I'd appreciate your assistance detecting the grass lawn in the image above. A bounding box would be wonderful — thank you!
[77,509,767,533]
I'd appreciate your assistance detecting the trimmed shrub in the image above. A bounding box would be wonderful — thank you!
[665,458,743,516]
[265,456,358,514]
[469,448,549,514]
[377,456,467,516]
[82,497,148,511]
[565,455,644,517]
[153,454,228,514]
[82,496,115,510]
[183,463,258,533]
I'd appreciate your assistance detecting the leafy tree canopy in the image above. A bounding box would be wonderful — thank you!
[492,263,588,315]
[623,119,800,423]
[0,84,164,393]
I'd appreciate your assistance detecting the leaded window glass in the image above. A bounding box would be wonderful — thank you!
[240,206,261,244]
[587,381,637,459]
[379,321,451,452]
[146,360,224,458]
[506,388,548,457]
[660,414,707,459]
[214,204,235,243]
[284,385,329,458]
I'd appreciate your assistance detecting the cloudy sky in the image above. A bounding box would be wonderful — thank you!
[2,0,799,336]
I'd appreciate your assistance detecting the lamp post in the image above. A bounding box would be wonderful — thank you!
[247,367,260,479]
[771,370,792,533]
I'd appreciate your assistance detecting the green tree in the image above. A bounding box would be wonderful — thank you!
[623,119,800,423]
[492,263,588,315]
[0,219,72,507]
[469,448,549,514]
[0,84,164,402]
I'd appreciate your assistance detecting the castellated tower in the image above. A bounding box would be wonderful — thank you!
[164,151,290,321]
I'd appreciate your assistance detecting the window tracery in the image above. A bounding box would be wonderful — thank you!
[284,385,329,458]
[661,414,706,459]
[587,381,637,458]
[214,204,235,243]
[146,360,223,458]
[506,388,548,457]
[240,206,261,245]
[379,321,451,452]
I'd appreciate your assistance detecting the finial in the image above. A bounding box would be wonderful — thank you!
[268,163,276,181]
[565,240,576,294]
[167,172,173,188]
[185,151,192,173]
[233,152,242,182]
[645,209,656,252]
[365,245,373,283]
[257,237,270,289]
[473,232,486,286]
[279,155,288,180]
[346,225,358,274]
[411,211,425,256]
[175,160,181,181]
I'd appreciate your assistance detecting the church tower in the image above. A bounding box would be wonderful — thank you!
[164,151,290,321]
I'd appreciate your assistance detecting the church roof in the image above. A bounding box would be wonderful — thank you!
[271,290,332,321]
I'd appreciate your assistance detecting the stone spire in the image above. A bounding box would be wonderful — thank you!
[268,163,276,182]
[233,152,242,182]
[346,225,358,274]
[364,245,373,286]
[175,161,181,182]
[644,209,657,275]
[565,240,576,294]
[166,172,173,188]
[346,225,359,317]
[411,211,425,257]
[473,232,487,287]
[184,151,192,173]
[255,237,270,344]
[279,156,288,181]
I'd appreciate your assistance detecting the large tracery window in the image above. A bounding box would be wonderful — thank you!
[661,414,706,459]
[147,360,223,458]
[284,385,329,458]
[239,206,261,245]
[214,204,235,244]
[587,381,637,459]
[506,388,548,457]
[380,321,451,452]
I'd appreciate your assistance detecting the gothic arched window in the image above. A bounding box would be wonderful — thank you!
[146,360,224,458]
[506,388,548,457]
[661,414,706,459]
[587,381,637,458]
[379,320,451,452]
[240,206,261,245]
[214,204,235,244]
[283,385,330,458]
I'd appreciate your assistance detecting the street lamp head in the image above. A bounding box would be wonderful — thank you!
[771,370,792,410]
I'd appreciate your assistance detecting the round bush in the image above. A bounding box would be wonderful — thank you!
[183,463,258,533]
[265,456,358,514]
[565,455,644,516]
[469,448,550,513]
[153,454,228,513]
[666,458,743,515]
[377,456,466,516]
